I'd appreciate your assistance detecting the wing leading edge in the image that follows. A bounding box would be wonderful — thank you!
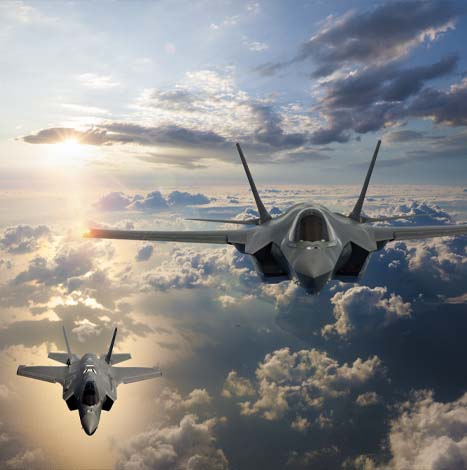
[17,365,68,384]
[373,224,467,242]
[84,228,248,245]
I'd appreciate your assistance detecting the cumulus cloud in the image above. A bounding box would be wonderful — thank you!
[135,244,154,262]
[0,225,51,254]
[384,390,467,470]
[221,371,256,398]
[115,414,228,470]
[71,319,102,343]
[322,286,412,337]
[167,191,211,206]
[93,192,136,211]
[355,391,380,407]
[225,348,383,422]
[94,190,211,212]
[157,388,213,415]
[143,246,255,292]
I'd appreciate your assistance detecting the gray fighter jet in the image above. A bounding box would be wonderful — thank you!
[85,141,467,294]
[17,327,161,435]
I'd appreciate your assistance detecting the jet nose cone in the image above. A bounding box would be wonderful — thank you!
[292,248,334,293]
[82,412,99,436]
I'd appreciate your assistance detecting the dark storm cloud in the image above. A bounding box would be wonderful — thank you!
[257,0,465,77]
[322,56,458,109]
[22,127,109,145]
[251,103,307,149]
[408,78,467,126]
[309,56,460,145]
[22,123,227,148]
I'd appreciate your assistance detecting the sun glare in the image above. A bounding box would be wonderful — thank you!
[46,137,95,167]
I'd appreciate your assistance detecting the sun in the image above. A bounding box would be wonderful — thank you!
[60,138,81,153]
[45,136,94,167]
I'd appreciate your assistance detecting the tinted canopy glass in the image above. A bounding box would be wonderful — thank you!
[82,380,99,406]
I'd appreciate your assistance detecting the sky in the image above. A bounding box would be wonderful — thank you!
[1,1,467,469]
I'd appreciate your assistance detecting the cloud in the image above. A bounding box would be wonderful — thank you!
[221,371,256,398]
[226,348,383,421]
[135,244,154,262]
[385,130,427,143]
[94,192,136,211]
[384,390,467,469]
[322,286,412,337]
[115,414,228,470]
[157,388,213,415]
[22,68,318,162]
[243,38,269,52]
[5,449,45,470]
[0,225,51,254]
[258,1,464,77]
[71,319,102,343]
[22,123,227,148]
[94,190,211,212]
[167,191,211,206]
[308,55,460,144]
[131,191,168,211]
[355,391,380,407]
[321,56,458,109]
[76,73,120,89]
[408,78,467,126]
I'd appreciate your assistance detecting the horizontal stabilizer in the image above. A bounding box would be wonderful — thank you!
[104,353,131,365]
[48,352,79,364]
[186,217,259,225]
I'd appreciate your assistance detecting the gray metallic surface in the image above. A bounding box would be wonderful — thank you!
[85,142,467,294]
[17,328,161,435]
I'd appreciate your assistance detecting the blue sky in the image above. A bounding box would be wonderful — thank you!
[1,1,467,469]
[1,0,467,191]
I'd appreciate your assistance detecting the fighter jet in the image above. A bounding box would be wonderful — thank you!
[17,327,161,435]
[85,141,467,294]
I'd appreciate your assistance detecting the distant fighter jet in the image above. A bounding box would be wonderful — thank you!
[17,327,161,435]
[86,141,467,294]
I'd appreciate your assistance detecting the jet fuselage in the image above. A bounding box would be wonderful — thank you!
[240,202,382,294]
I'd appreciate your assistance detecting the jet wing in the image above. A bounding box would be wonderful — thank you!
[17,365,68,385]
[372,224,467,242]
[85,228,248,245]
[113,366,162,385]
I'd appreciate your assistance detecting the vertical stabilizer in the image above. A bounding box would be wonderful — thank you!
[349,140,381,222]
[105,328,117,364]
[236,143,271,224]
[62,326,72,366]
